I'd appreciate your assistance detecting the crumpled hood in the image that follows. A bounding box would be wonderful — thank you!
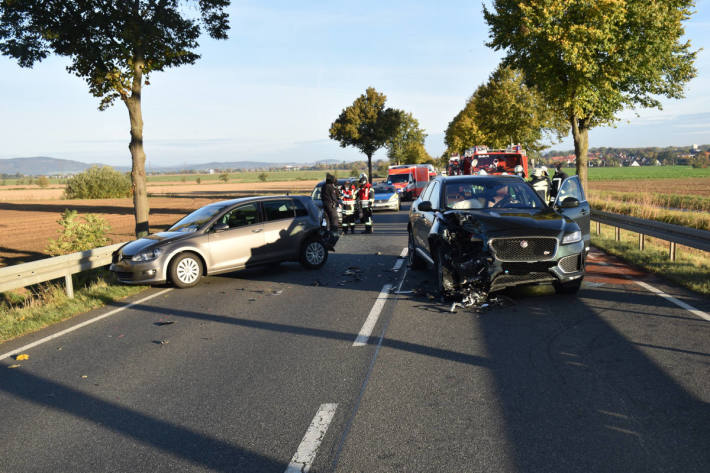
[119,232,191,256]
[447,208,577,239]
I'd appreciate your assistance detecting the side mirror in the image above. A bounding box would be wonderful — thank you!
[213,223,229,232]
[418,201,433,212]
[560,197,580,208]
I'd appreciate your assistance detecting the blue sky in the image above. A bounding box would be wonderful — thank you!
[1,0,709,167]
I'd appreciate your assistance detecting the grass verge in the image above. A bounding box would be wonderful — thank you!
[591,224,710,295]
[0,271,146,344]
[588,190,710,212]
[589,198,710,231]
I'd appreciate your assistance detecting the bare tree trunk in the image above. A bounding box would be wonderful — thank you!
[570,115,589,191]
[124,51,150,237]
[367,152,373,183]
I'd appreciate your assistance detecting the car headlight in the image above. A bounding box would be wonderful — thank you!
[131,248,162,262]
[562,231,582,245]
[389,195,397,201]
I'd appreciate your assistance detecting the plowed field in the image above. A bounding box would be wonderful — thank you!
[588,177,710,197]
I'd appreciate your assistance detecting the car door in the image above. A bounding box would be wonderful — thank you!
[553,175,591,248]
[258,198,301,261]
[207,202,264,271]
[411,181,434,249]
[415,181,441,251]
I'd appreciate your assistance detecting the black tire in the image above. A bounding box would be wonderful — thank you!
[408,230,426,270]
[554,277,583,294]
[300,237,328,269]
[434,246,455,299]
[169,252,203,288]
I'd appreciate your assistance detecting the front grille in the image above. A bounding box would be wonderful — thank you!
[116,272,133,280]
[490,272,556,290]
[490,237,557,262]
[558,254,581,273]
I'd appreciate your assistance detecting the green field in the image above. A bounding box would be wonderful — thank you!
[582,165,710,180]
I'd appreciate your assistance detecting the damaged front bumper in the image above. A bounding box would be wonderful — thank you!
[444,240,585,306]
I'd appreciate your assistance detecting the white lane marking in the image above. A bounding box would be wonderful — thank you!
[634,280,710,322]
[392,258,404,272]
[0,289,173,361]
[391,247,408,272]
[284,403,338,473]
[353,284,392,346]
[593,259,709,322]
[396,265,409,294]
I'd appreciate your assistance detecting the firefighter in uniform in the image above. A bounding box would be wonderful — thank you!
[356,174,375,234]
[340,179,357,234]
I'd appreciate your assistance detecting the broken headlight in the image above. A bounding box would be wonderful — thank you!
[562,230,581,245]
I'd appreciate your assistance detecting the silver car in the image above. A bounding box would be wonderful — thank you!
[110,195,328,288]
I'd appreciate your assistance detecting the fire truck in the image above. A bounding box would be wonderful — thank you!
[460,145,529,177]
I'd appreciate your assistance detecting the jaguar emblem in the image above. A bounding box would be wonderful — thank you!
[520,240,529,248]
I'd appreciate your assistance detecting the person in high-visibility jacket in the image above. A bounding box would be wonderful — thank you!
[356,174,375,234]
[340,180,357,234]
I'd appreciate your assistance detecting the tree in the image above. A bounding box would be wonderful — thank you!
[386,112,427,165]
[484,0,697,189]
[444,100,484,155]
[329,87,402,182]
[0,1,230,237]
[471,66,567,155]
[445,66,567,157]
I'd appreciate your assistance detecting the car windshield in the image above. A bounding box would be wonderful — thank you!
[470,154,522,173]
[444,180,545,210]
[374,185,395,193]
[387,174,410,184]
[168,203,231,232]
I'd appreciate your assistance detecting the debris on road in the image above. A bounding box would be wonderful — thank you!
[14,354,29,361]
[154,320,175,326]
[270,289,283,296]
[8,364,21,369]
[152,339,169,345]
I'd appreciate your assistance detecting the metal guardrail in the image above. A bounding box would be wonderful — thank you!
[0,243,125,297]
[591,209,710,260]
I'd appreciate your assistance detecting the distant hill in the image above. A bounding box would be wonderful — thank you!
[0,157,97,176]
[0,156,321,176]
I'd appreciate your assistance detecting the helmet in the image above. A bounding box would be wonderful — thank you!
[533,167,544,178]
[477,169,488,176]
[541,166,548,176]
[359,173,368,185]
[514,165,524,175]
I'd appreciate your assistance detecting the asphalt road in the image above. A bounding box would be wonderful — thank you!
[1,204,709,472]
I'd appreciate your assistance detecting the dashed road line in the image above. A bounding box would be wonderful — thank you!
[353,284,392,346]
[284,403,338,473]
[0,289,173,361]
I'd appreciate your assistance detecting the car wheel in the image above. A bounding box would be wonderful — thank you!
[554,277,583,294]
[408,230,426,270]
[435,246,455,300]
[169,252,203,288]
[300,238,328,269]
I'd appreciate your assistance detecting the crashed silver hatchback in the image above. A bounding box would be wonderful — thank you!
[110,195,328,288]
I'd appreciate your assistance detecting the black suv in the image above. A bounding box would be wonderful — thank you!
[407,174,590,301]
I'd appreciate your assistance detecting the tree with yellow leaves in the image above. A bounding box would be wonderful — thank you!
[484,0,697,189]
